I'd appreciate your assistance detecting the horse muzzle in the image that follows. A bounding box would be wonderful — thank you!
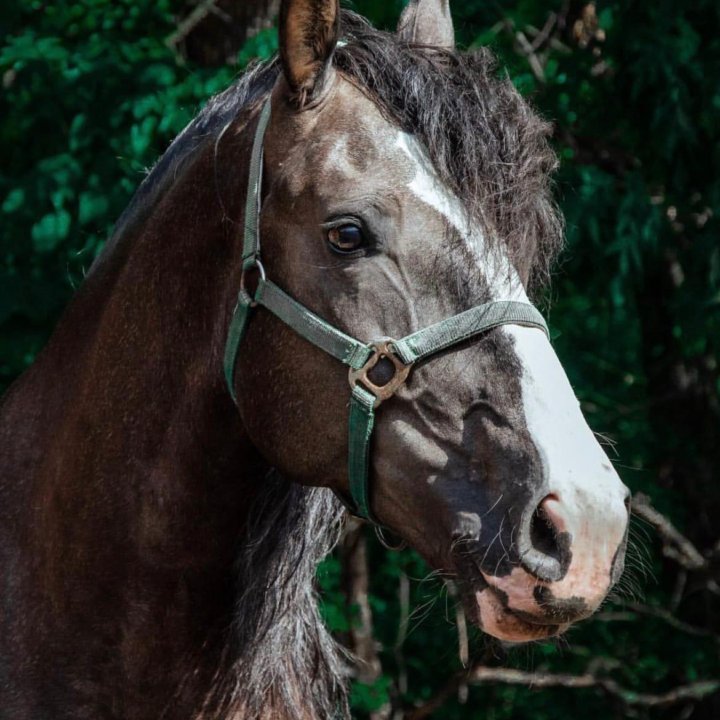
[456,488,630,642]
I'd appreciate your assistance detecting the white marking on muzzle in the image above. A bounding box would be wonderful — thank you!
[507,324,628,603]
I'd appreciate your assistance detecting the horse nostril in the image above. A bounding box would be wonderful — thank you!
[519,494,571,582]
[530,502,562,563]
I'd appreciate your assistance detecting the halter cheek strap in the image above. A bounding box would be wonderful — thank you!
[224,96,549,525]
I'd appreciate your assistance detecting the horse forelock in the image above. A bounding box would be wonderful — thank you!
[334,11,563,292]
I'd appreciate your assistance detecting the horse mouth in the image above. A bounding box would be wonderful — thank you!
[469,585,570,643]
[451,556,571,642]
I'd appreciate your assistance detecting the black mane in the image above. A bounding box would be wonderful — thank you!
[209,476,347,719]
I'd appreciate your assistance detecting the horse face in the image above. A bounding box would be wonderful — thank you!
[237,0,630,642]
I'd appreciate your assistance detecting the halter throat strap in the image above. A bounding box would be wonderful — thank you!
[224,96,549,524]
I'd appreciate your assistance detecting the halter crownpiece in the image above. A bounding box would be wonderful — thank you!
[224,95,549,525]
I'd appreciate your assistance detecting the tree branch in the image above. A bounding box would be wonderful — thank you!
[514,29,546,84]
[394,571,410,697]
[595,601,720,642]
[406,666,720,719]
[632,493,707,571]
[166,0,220,48]
[340,521,383,684]
[528,13,557,52]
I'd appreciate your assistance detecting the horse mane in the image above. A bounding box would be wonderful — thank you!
[203,474,348,720]
[97,11,564,718]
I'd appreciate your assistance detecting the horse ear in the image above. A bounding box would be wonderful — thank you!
[279,0,341,106]
[397,0,455,49]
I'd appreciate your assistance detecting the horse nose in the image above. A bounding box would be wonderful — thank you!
[517,494,571,582]
[518,490,631,585]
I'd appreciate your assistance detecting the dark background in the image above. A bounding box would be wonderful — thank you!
[1,1,719,717]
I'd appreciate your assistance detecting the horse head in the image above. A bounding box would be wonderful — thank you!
[232,0,630,643]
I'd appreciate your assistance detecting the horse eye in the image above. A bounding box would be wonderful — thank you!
[327,224,366,254]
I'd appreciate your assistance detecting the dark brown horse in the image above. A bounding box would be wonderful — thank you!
[0,1,630,718]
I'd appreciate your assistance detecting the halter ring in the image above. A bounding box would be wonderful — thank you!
[239,259,266,306]
[348,339,414,409]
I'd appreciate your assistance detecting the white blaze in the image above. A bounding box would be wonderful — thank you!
[508,325,621,503]
[396,132,628,600]
[396,132,527,303]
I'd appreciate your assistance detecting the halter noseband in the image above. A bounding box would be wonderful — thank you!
[224,96,549,525]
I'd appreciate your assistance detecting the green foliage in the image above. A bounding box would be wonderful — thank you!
[0,0,235,387]
[2,0,719,718]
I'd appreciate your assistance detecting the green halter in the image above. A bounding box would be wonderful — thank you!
[224,96,549,524]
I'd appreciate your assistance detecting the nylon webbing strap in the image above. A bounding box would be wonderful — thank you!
[393,300,548,365]
[242,97,273,270]
[348,386,377,521]
[256,280,373,370]
[223,290,254,404]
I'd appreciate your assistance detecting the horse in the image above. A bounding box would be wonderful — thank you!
[0,1,631,718]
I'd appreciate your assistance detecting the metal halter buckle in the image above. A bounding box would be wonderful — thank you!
[348,339,413,409]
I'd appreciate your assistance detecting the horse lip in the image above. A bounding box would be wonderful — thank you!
[451,554,574,631]
[503,611,568,641]
[483,584,562,628]
[466,584,567,642]
[505,606,563,628]
[483,580,586,632]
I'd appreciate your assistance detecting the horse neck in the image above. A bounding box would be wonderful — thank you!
[1,101,347,719]
[0,127,274,716]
